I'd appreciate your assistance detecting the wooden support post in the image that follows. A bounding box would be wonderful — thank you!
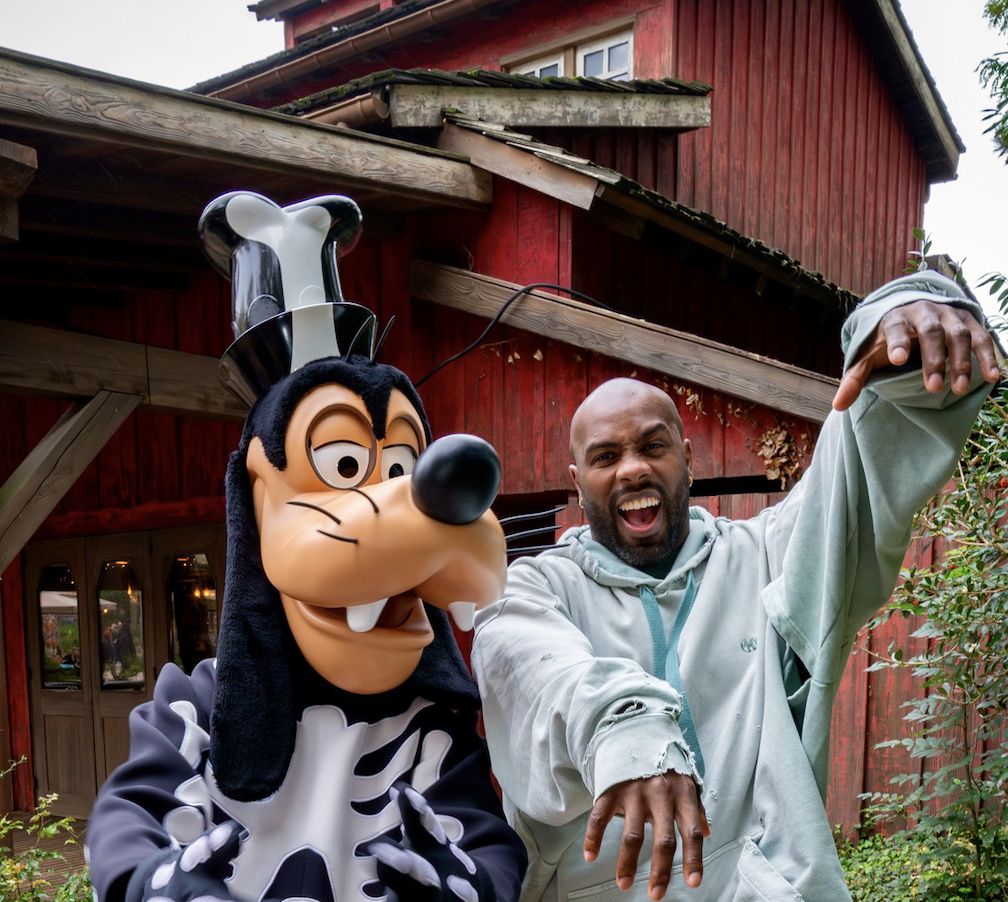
[0,391,141,573]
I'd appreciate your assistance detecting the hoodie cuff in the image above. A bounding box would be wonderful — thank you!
[841,272,985,371]
[587,706,702,801]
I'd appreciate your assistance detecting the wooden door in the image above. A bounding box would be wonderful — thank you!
[86,532,160,788]
[25,526,226,816]
[24,539,98,818]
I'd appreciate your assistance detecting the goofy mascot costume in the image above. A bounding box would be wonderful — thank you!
[86,192,527,902]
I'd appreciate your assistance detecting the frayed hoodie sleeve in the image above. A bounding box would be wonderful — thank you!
[472,560,698,828]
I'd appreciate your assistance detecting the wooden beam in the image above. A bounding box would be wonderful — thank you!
[390,85,710,130]
[0,49,491,210]
[0,391,140,572]
[410,260,838,423]
[437,123,599,210]
[146,347,242,420]
[0,198,17,245]
[0,320,246,421]
[0,138,36,198]
[0,137,37,243]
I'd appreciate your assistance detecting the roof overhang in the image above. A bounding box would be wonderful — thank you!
[852,0,963,182]
[201,0,503,101]
[308,82,711,130]
[437,116,858,315]
[0,48,490,212]
[0,48,491,302]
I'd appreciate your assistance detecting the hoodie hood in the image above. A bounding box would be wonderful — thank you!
[546,506,718,590]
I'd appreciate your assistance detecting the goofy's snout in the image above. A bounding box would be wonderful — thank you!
[411,434,501,525]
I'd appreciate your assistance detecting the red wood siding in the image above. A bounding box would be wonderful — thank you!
[666,0,927,294]
[1,556,33,809]
[259,0,930,296]
[0,273,242,541]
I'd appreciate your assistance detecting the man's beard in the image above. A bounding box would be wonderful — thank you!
[583,474,691,569]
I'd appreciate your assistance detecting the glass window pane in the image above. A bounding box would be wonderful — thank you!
[512,55,563,78]
[608,41,629,72]
[582,49,604,77]
[166,554,219,674]
[38,565,81,690]
[97,560,145,690]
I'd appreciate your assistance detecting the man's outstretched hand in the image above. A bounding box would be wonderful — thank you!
[583,771,709,900]
[833,299,1001,412]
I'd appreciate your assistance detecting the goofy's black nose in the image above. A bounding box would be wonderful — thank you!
[411,434,501,525]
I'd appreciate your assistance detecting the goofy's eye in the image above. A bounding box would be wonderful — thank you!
[381,445,418,480]
[310,440,373,489]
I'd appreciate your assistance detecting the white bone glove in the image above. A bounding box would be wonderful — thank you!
[124,822,246,902]
[371,783,495,902]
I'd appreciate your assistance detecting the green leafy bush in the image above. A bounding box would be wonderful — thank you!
[837,830,927,902]
[0,760,90,902]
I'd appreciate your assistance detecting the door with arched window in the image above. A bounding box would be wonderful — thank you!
[24,525,225,816]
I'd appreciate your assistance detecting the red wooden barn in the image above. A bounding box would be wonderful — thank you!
[0,0,963,839]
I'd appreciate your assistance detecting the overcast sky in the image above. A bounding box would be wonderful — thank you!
[4,0,1006,319]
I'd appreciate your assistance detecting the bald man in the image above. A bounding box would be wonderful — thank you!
[471,272,1001,902]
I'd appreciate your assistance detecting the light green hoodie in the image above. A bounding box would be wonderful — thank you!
[472,273,996,902]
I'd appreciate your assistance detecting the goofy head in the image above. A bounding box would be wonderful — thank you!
[199,192,506,801]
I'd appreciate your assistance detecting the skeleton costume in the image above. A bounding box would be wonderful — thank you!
[86,193,526,902]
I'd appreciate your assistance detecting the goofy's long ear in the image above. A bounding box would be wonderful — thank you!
[210,448,297,801]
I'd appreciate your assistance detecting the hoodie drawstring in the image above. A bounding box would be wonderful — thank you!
[638,572,705,779]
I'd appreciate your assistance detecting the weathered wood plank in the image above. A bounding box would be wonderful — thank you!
[0,49,491,210]
[0,137,36,198]
[0,391,140,572]
[0,137,37,243]
[437,123,598,211]
[0,321,245,421]
[0,321,149,400]
[390,84,710,130]
[410,261,838,423]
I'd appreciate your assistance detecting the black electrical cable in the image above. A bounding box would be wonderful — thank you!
[415,282,613,386]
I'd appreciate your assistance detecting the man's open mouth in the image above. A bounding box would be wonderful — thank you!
[618,495,661,533]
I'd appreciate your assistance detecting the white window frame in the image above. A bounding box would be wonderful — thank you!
[513,53,565,78]
[576,29,633,81]
[502,20,635,82]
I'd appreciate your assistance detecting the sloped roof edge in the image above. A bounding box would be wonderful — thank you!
[193,0,478,95]
[853,0,963,181]
[442,112,861,315]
